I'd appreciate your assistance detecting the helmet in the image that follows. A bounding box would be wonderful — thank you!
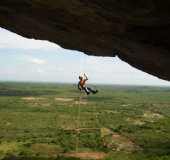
[79,76,83,80]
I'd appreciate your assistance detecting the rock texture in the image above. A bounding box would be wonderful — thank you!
[0,0,170,80]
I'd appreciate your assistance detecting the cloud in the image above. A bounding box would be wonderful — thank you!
[36,68,45,73]
[30,58,47,65]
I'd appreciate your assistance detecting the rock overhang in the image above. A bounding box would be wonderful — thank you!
[0,0,170,80]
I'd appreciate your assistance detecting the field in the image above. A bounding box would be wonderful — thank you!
[0,82,170,160]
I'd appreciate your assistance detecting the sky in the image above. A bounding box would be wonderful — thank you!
[0,27,170,86]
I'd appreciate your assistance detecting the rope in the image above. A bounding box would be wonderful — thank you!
[75,92,82,152]
[75,55,87,152]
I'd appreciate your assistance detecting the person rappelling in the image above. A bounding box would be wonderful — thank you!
[78,73,98,95]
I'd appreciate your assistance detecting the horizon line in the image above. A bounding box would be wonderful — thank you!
[0,80,170,88]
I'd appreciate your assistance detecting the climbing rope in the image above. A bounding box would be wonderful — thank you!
[75,92,84,152]
[75,55,89,152]
[75,56,84,152]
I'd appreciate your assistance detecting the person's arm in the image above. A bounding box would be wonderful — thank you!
[77,82,82,91]
[84,73,88,81]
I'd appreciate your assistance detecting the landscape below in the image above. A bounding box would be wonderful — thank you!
[0,82,170,160]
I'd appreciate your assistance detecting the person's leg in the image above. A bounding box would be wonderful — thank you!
[82,87,90,95]
[87,87,98,94]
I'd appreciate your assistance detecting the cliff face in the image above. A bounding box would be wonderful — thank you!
[0,0,170,80]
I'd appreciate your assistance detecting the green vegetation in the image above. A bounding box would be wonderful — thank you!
[0,82,170,160]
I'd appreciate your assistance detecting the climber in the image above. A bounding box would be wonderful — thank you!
[78,73,98,95]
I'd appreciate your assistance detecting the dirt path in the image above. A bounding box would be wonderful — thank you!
[64,128,101,132]
[55,97,74,102]
[63,152,107,160]
[21,97,46,101]
[104,133,141,152]
[143,111,164,122]
[75,100,88,105]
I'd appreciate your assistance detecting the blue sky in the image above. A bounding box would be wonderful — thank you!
[0,27,170,86]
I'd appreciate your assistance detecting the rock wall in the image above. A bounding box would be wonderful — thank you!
[0,0,170,80]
